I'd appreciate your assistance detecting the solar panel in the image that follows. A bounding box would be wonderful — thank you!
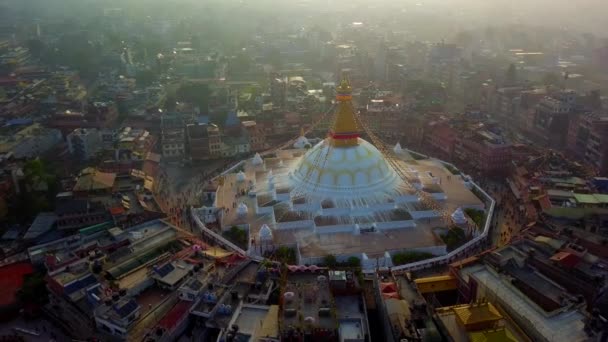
[79,274,98,289]
[63,281,81,295]
[63,274,99,295]
[114,299,139,318]
[155,263,175,277]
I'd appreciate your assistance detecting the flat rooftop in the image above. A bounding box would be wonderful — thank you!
[282,273,336,331]
[466,265,587,342]
[230,304,272,340]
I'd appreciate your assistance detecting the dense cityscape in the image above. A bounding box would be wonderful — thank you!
[0,0,608,341]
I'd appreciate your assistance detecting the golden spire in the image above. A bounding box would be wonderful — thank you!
[330,73,359,147]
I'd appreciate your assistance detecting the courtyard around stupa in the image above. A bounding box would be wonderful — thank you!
[192,147,486,268]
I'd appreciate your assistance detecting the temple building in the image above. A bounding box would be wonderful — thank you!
[192,75,487,269]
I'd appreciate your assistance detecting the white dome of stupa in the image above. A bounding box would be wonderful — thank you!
[451,207,467,225]
[393,142,403,154]
[288,76,401,198]
[237,203,248,216]
[252,153,263,166]
[236,171,246,182]
[289,138,399,198]
[258,224,273,241]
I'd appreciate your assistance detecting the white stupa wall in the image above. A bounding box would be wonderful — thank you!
[292,202,322,213]
[315,224,357,235]
[321,207,352,216]
[256,205,274,215]
[394,195,420,204]
[276,220,315,230]
[375,220,416,231]
[367,203,398,211]
[410,210,441,219]
[275,192,290,202]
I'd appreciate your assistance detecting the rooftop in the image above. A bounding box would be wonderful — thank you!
[465,264,587,341]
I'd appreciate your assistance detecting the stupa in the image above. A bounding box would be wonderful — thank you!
[258,224,273,241]
[393,142,403,154]
[236,171,246,182]
[288,76,401,198]
[237,203,249,216]
[252,153,263,166]
[293,128,311,149]
[451,207,467,225]
[192,73,486,269]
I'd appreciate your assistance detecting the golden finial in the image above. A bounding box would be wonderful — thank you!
[330,72,359,147]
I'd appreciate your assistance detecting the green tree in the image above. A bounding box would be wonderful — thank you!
[441,227,467,251]
[135,68,158,87]
[224,226,247,248]
[267,47,283,69]
[176,82,211,112]
[26,39,46,59]
[323,254,337,268]
[392,251,434,266]
[23,159,57,194]
[17,272,49,307]
[275,246,296,264]
[464,208,485,228]
[505,63,517,86]
[542,72,561,86]
[347,256,361,268]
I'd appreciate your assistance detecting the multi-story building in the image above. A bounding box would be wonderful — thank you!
[0,47,31,71]
[242,121,266,152]
[423,121,458,159]
[567,112,608,175]
[532,91,577,149]
[116,127,155,157]
[361,97,405,139]
[427,43,462,91]
[67,128,101,161]
[49,101,119,135]
[493,86,522,123]
[270,75,287,109]
[160,112,194,159]
[186,123,222,160]
[454,130,512,175]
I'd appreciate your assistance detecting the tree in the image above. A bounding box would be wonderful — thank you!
[542,72,561,86]
[323,254,337,268]
[26,39,46,59]
[441,227,467,251]
[267,47,283,69]
[347,256,361,268]
[135,68,157,87]
[17,272,49,308]
[176,82,211,112]
[275,246,296,264]
[224,226,247,248]
[505,63,517,86]
[392,251,434,266]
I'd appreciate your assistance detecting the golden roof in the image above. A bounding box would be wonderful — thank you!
[330,73,359,147]
[453,302,502,327]
[254,305,279,339]
[73,169,116,192]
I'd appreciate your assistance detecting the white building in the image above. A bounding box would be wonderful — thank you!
[94,298,140,338]
[67,128,102,160]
